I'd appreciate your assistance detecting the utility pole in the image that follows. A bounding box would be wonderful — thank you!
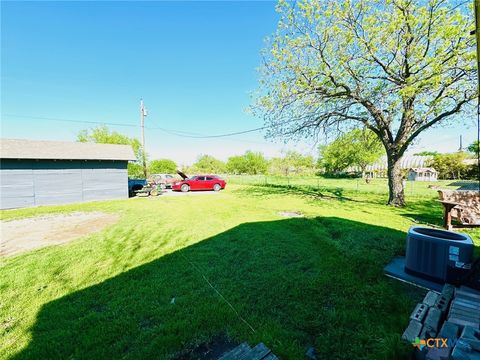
[140,98,147,178]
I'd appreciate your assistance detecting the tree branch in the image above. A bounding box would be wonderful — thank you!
[400,94,475,154]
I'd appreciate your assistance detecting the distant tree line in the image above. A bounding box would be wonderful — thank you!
[414,143,479,180]
[76,126,318,178]
[317,129,384,177]
[77,126,479,180]
[76,126,385,178]
[427,151,478,180]
[187,150,316,176]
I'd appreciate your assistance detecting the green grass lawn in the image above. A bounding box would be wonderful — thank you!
[1,180,479,359]
[226,175,468,197]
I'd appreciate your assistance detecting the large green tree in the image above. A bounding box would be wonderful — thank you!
[77,126,146,177]
[226,151,268,175]
[319,129,383,176]
[226,155,246,175]
[148,159,177,174]
[468,140,480,155]
[255,0,476,206]
[269,151,315,176]
[190,155,226,174]
[428,152,467,179]
[127,163,145,179]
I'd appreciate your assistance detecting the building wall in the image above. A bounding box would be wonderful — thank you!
[407,170,438,182]
[0,159,128,209]
[407,171,416,181]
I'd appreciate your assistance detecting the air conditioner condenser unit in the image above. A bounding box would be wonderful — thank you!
[405,226,474,284]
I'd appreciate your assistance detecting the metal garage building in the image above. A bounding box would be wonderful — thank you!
[0,139,136,209]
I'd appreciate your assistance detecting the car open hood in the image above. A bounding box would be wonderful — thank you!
[176,170,188,180]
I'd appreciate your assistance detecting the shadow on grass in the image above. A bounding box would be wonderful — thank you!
[446,181,479,190]
[235,182,433,207]
[237,183,447,228]
[236,183,359,203]
[400,199,444,228]
[12,217,422,360]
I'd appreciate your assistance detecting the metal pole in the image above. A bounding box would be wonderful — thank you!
[140,99,147,178]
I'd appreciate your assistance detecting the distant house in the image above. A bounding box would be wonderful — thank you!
[407,167,438,182]
[0,138,136,209]
[354,155,434,178]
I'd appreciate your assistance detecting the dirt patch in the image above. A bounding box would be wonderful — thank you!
[278,211,304,218]
[0,212,119,257]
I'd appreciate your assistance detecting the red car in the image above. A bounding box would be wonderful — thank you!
[172,171,226,192]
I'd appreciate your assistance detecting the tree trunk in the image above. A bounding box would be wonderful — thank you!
[360,165,366,178]
[387,154,405,207]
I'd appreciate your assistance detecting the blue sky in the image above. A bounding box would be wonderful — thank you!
[1,1,475,165]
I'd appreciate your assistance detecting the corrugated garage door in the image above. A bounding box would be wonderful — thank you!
[82,168,128,201]
[0,163,128,209]
[34,169,84,206]
[0,169,35,209]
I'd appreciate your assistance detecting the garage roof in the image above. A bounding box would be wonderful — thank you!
[0,138,137,161]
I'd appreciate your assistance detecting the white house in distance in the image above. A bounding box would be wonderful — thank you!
[407,167,438,182]
[361,155,434,178]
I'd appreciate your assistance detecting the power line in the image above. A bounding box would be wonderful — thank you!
[2,114,138,128]
[159,126,266,138]
[3,113,471,147]
[1,113,266,139]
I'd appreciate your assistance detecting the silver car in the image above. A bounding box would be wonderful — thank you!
[150,174,177,188]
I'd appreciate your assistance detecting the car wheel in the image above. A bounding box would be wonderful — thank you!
[181,184,190,192]
[213,184,221,192]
